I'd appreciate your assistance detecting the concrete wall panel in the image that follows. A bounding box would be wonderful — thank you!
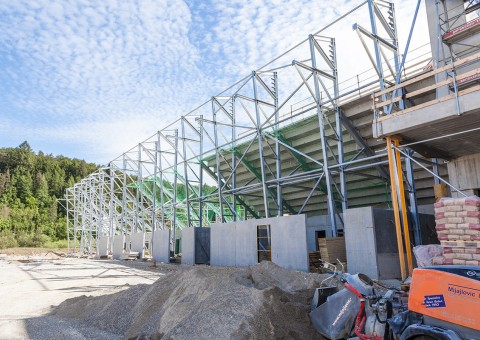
[271,215,309,272]
[112,234,124,259]
[152,229,170,263]
[210,215,309,271]
[97,236,109,257]
[344,207,378,279]
[235,220,257,267]
[130,232,145,257]
[210,222,236,266]
[181,227,195,265]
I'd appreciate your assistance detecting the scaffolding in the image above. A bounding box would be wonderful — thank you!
[64,0,480,278]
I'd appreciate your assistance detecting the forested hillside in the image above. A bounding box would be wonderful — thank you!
[0,142,97,248]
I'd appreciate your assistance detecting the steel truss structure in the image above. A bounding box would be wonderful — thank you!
[64,0,476,259]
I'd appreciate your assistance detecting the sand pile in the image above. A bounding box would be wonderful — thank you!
[51,261,329,339]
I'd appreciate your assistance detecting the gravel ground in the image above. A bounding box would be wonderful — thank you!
[0,255,164,340]
[25,316,122,340]
[46,262,330,339]
[0,252,330,339]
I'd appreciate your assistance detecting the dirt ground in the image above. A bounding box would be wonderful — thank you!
[0,247,69,256]
[0,253,167,339]
[0,250,329,339]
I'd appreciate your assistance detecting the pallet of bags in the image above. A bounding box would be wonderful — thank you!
[432,196,480,265]
[433,240,480,266]
[434,196,480,242]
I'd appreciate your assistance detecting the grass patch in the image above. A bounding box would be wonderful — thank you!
[43,239,68,249]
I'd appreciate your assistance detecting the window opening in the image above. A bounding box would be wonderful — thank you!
[257,224,271,262]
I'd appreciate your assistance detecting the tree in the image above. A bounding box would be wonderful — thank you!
[34,172,50,208]
[18,141,32,152]
[0,170,10,196]
[12,168,33,203]
[0,143,98,247]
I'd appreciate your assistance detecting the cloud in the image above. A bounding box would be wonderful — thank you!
[0,0,430,164]
[0,0,211,161]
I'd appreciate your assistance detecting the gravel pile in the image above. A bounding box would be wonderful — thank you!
[34,261,329,339]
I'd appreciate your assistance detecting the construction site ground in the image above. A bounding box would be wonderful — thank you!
[0,250,329,339]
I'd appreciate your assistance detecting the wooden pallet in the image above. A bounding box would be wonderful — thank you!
[318,237,347,263]
[309,252,324,273]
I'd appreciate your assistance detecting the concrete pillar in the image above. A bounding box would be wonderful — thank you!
[425,0,466,97]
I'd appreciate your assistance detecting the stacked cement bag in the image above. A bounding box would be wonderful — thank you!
[432,196,480,266]
[412,244,443,267]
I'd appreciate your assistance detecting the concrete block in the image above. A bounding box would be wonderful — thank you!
[112,234,125,259]
[271,215,309,272]
[97,236,109,257]
[181,227,195,265]
[210,222,236,266]
[152,229,170,263]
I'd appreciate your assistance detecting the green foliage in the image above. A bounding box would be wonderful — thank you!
[0,142,97,248]
[0,231,18,249]
[16,230,50,247]
[43,238,68,249]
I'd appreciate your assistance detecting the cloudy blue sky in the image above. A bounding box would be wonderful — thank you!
[0,0,429,164]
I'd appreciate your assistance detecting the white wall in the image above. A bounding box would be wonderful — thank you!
[152,229,170,263]
[181,227,195,265]
[97,235,109,257]
[344,207,378,279]
[271,215,309,272]
[130,232,145,257]
[112,234,124,259]
[210,222,237,266]
[210,215,309,272]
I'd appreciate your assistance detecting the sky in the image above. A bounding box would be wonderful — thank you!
[0,0,430,165]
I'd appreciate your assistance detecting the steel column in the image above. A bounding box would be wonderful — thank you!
[309,34,338,236]
[252,72,270,218]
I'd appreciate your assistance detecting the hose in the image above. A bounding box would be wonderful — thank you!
[344,282,384,340]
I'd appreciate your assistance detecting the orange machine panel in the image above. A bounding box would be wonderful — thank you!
[408,267,480,331]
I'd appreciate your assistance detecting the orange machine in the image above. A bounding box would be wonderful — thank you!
[408,266,480,337]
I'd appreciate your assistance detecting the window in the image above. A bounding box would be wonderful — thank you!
[257,224,271,262]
